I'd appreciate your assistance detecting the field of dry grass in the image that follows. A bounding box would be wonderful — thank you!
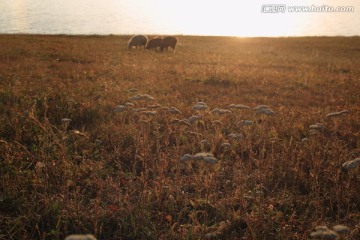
[0,34,359,239]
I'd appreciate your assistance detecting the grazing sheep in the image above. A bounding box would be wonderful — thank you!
[145,37,163,51]
[161,36,178,52]
[128,35,148,49]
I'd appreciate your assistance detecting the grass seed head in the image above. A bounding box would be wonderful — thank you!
[180,154,193,162]
[141,111,157,116]
[309,123,326,130]
[35,162,45,174]
[256,107,275,115]
[169,118,180,124]
[302,138,310,143]
[211,108,232,115]
[131,108,147,112]
[127,88,139,93]
[326,110,349,118]
[193,152,218,164]
[341,158,360,170]
[114,105,127,113]
[196,101,207,106]
[185,131,203,137]
[129,94,155,101]
[188,115,202,124]
[241,120,253,126]
[65,234,97,240]
[332,225,350,235]
[229,104,250,110]
[179,119,191,126]
[192,103,208,111]
[228,133,242,140]
[221,142,231,149]
[168,107,182,114]
[212,120,222,125]
[254,105,269,110]
[309,229,338,239]
[201,139,211,151]
[148,104,162,109]
[315,226,330,232]
[69,130,87,138]
[61,118,71,123]
[124,102,134,107]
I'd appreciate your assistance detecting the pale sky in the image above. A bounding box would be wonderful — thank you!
[1,0,359,36]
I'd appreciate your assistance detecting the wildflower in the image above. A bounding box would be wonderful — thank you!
[113,105,127,113]
[341,158,360,170]
[129,94,155,101]
[194,152,218,164]
[211,108,232,115]
[229,104,250,110]
[168,107,182,114]
[65,234,97,240]
[180,154,193,162]
[192,102,208,111]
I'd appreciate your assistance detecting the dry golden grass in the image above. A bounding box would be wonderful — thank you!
[0,34,359,239]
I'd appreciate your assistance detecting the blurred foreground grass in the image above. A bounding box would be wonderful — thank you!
[0,34,359,239]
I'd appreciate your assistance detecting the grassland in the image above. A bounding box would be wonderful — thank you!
[0,34,359,239]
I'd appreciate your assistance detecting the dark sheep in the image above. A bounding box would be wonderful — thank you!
[145,37,163,51]
[128,35,148,49]
[161,36,178,52]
